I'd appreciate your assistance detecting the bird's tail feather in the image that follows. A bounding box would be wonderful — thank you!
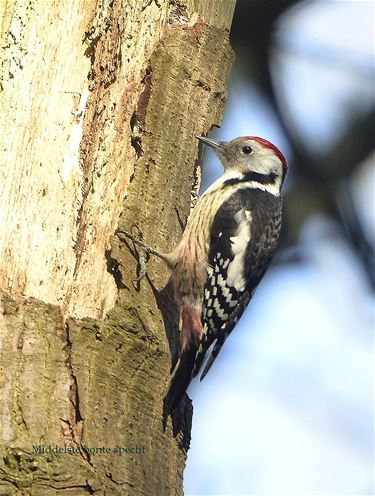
[163,346,198,427]
[199,338,223,381]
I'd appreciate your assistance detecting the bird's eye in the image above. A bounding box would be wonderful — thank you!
[241,146,252,155]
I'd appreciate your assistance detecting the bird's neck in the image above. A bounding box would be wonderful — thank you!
[202,170,281,198]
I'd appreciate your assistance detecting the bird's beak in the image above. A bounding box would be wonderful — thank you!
[196,136,224,150]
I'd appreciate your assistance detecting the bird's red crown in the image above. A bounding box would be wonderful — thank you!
[245,136,288,170]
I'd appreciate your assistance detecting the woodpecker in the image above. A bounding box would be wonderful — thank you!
[117,135,288,419]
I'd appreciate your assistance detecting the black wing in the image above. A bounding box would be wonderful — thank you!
[195,188,282,379]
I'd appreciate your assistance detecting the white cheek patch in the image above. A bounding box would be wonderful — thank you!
[226,208,252,291]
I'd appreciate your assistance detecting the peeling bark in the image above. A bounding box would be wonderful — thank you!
[0,0,235,494]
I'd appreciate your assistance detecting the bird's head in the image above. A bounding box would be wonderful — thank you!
[197,135,288,191]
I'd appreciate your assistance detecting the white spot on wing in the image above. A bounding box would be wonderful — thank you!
[222,286,230,297]
[214,298,228,320]
[215,305,228,319]
[217,273,226,289]
[225,291,234,304]
[227,208,252,291]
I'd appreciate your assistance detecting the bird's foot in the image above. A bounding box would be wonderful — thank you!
[116,224,166,289]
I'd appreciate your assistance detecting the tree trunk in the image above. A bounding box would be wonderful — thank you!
[0,1,235,494]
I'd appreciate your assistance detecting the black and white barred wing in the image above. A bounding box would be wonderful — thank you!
[196,188,282,380]
[193,191,254,379]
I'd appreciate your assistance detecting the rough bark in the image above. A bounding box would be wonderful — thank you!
[0,1,235,495]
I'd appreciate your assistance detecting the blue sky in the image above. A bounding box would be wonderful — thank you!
[184,1,374,495]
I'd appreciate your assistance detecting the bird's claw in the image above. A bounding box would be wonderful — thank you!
[116,224,150,289]
[132,248,149,289]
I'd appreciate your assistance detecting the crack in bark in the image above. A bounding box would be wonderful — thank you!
[61,323,99,470]
[36,481,95,493]
[62,323,84,446]
[136,65,153,129]
[129,65,154,160]
[14,322,29,435]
